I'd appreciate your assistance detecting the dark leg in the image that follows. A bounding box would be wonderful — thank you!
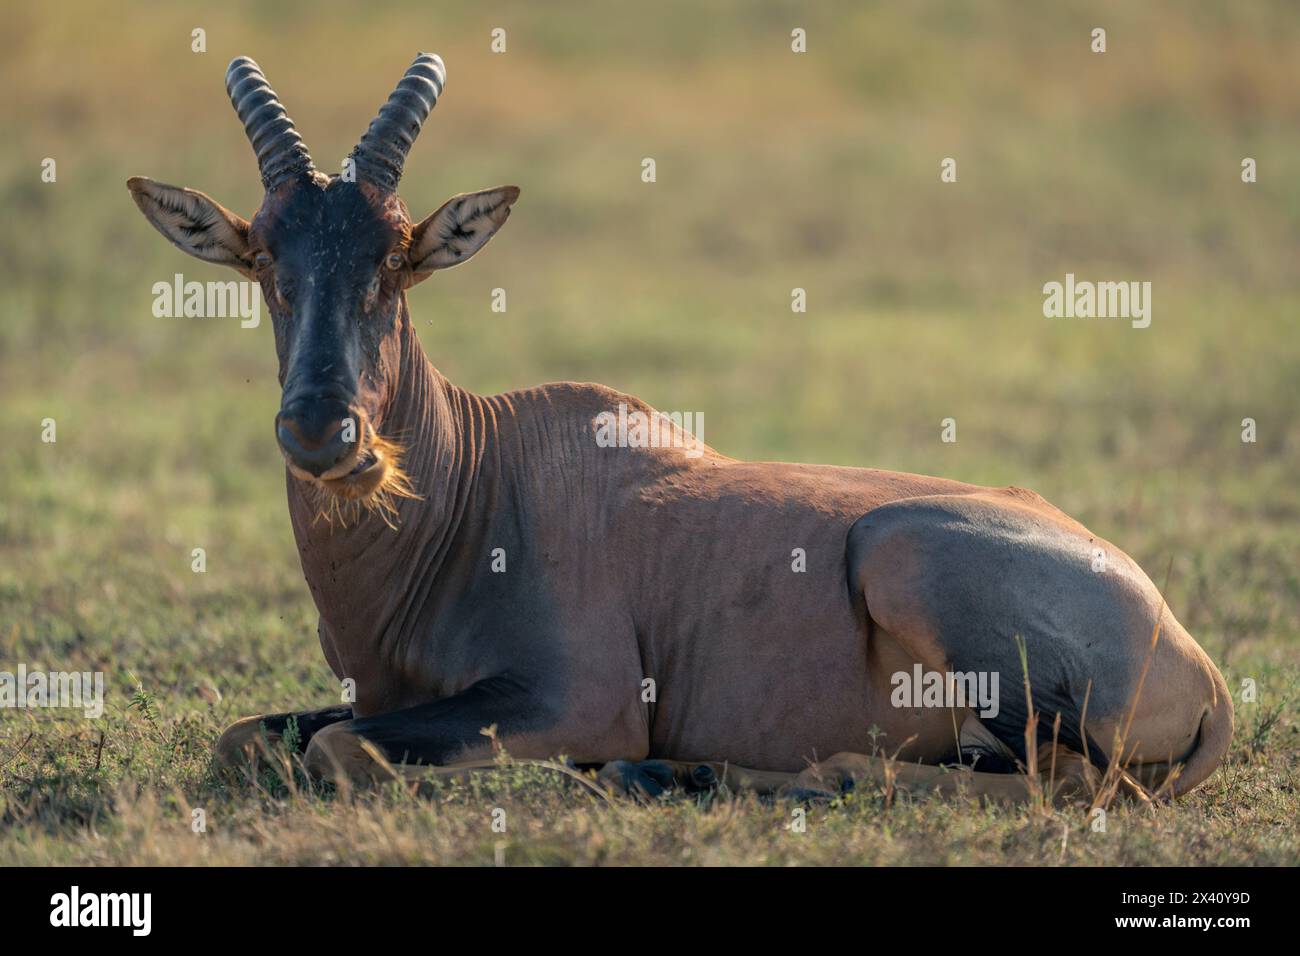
[302,675,554,786]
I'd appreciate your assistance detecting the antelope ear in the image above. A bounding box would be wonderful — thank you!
[408,186,519,283]
[127,177,253,277]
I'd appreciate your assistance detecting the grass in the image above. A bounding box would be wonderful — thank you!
[1,0,1297,865]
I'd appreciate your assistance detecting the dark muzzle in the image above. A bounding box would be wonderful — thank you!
[276,395,357,477]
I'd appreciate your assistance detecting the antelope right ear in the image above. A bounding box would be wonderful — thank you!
[408,186,519,283]
[127,177,254,277]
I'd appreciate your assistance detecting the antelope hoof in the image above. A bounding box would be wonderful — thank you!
[686,764,719,793]
[786,762,853,798]
[213,715,279,773]
[302,723,400,788]
[597,760,677,799]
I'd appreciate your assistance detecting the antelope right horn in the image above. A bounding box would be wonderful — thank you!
[225,56,317,191]
[348,52,446,193]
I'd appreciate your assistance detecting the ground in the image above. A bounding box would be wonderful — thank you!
[1,1,1297,865]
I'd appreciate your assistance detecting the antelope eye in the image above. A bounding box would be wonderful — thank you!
[385,252,405,271]
[254,253,273,270]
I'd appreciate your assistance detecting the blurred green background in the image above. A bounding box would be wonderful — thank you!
[1,0,1297,711]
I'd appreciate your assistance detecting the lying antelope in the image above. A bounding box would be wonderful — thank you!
[128,54,1232,802]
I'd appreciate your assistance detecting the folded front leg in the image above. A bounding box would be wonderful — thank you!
[302,674,555,787]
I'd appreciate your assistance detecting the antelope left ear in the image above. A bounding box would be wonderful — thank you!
[408,186,519,283]
[126,177,253,277]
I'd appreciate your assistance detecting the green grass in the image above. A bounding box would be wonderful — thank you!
[1,0,1297,865]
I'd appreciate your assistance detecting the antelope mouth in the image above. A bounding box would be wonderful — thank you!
[318,444,389,500]
[301,428,419,528]
[347,450,378,476]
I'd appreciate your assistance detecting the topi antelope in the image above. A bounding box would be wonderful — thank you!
[128,54,1231,802]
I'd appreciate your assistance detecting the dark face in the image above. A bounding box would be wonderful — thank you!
[251,178,412,499]
[127,54,518,517]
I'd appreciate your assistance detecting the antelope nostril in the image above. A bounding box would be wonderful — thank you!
[278,396,353,444]
[278,413,345,451]
[275,400,361,477]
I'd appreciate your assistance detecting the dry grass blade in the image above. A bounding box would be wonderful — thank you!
[1013,634,1044,808]
[1090,561,1177,810]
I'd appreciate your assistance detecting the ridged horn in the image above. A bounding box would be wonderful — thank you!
[225,56,316,191]
[348,53,446,192]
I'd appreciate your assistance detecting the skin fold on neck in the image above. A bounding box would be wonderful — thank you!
[285,296,495,685]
